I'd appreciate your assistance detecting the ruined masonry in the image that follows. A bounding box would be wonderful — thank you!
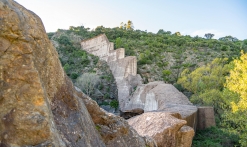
[81,34,142,110]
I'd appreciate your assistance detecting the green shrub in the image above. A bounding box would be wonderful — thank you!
[63,63,70,72]
[110,100,119,109]
[192,127,239,147]
[71,73,78,79]
[104,93,110,99]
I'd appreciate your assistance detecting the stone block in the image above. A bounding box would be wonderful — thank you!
[197,106,216,130]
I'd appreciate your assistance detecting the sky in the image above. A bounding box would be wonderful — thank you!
[15,0,247,40]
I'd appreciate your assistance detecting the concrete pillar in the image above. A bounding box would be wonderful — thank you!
[197,106,216,130]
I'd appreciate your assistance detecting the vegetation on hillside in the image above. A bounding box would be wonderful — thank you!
[178,54,247,146]
[66,24,246,84]
[48,23,247,146]
[48,31,118,110]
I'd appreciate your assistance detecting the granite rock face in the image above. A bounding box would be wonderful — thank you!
[128,112,194,147]
[0,1,154,146]
[75,87,157,147]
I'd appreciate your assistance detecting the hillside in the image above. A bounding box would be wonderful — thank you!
[48,26,247,146]
[49,26,246,85]
[49,30,119,112]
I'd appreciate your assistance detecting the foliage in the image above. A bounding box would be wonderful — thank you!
[71,73,78,79]
[63,63,70,72]
[219,36,238,42]
[49,26,247,145]
[95,125,101,131]
[162,70,171,82]
[192,126,240,147]
[174,32,181,36]
[157,29,171,35]
[120,20,134,30]
[115,37,123,48]
[64,25,243,84]
[47,32,55,39]
[224,51,247,146]
[204,33,214,39]
[178,58,231,94]
[110,100,119,109]
[178,55,247,145]
[225,51,247,112]
[75,73,100,96]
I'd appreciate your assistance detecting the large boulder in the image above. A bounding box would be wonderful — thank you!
[0,0,155,146]
[127,112,194,147]
[123,82,197,129]
[124,82,192,111]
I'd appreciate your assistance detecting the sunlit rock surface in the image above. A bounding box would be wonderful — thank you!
[124,81,197,129]
[128,112,194,147]
[0,1,155,146]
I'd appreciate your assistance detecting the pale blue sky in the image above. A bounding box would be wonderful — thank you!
[15,0,247,40]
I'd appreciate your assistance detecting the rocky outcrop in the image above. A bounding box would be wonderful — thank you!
[75,87,157,147]
[81,34,142,110]
[128,112,194,147]
[124,81,197,129]
[0,0,155,146]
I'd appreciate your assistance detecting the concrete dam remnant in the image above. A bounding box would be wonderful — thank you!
[81,34,215,147]
[81,34,142,110]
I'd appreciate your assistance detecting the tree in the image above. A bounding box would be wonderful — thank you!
[120,20,134,30]
[120,22,125,29]
[157,29,171,35]
[224,51,247,146]
[225,51,247,112]
[219,36,238,42]
[174,32,181,36]
[204,33,214,39]
[115,37,123,48]
[178,58,230,94]
[178,58,233,120]
[75,73,100,96]
[126,20,134,30]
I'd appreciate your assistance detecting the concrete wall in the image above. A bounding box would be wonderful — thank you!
[81,34,141,110]
[81,35,126,63]
[81,34,112,61]
[197,106,216,130]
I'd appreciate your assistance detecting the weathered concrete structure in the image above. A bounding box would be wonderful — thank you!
[81,34,141,110]
[197,107,216,130]
[81,34,125,63]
